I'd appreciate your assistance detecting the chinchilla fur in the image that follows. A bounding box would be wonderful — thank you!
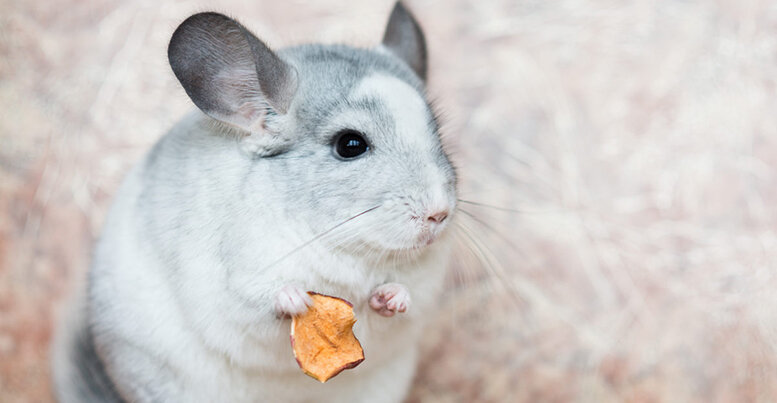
[53,3,457,402]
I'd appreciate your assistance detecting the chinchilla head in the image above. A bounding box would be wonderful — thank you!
[167,3,456,257]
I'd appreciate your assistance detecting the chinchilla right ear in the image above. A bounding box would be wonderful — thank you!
[382,2,427,82]
[168,12,298,133]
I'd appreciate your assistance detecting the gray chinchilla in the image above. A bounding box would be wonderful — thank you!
[53,3,457,402]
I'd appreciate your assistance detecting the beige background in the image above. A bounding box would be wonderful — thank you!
[2,0,777,401]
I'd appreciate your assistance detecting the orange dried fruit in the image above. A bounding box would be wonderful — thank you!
[290,292,365,383]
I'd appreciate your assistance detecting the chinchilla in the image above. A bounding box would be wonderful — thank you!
[52,2,457,402]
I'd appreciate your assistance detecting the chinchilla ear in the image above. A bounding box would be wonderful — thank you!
[168,12,298,132]
[381,2,427,81]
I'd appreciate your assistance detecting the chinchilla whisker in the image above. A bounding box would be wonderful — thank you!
[258,204,382,272]
[449,221,495,288]
[308,213,378,255]
[457,208,524,254]
[382,221,421,267]
[457,198,555,214]
[453,220,524,306]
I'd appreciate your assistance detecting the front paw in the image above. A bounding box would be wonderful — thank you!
[369,283,411,317]
[274,285,313,318]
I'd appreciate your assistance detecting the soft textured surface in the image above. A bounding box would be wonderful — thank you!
[2,0,777,401]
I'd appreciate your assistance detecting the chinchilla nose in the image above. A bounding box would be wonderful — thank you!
[425,210,449,225]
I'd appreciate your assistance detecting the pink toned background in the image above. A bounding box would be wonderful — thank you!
[2,0,777,401]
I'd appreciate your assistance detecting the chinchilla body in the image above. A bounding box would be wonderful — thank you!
[53,4,456,403]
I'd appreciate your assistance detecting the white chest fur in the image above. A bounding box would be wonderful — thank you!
[88,156,450,402]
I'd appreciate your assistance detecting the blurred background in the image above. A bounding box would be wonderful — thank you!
[2,0,777,401]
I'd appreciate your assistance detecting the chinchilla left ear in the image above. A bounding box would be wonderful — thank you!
[168,12,298,133]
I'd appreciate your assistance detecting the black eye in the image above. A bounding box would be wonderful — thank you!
[334,129,370,159]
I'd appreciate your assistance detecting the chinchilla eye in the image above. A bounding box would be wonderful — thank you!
[333,129,370,159]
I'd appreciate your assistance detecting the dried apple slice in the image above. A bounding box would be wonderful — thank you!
[290,292,365,382]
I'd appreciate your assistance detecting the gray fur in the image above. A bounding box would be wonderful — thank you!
[65,322,125,403]
[52,292,124,403]
[55,3,456,402]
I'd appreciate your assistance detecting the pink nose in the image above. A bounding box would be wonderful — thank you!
[426,210,449,224]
